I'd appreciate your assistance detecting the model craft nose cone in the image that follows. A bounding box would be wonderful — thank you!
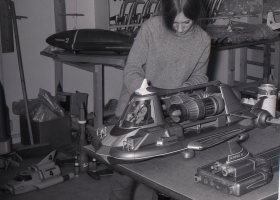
[46,30,77,51]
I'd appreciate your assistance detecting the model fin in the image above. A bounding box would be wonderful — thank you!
[37,150,56,166]
[135,79,154,95]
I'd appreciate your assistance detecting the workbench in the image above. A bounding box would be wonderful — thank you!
[86,125,280,200]
[41,36,280,200]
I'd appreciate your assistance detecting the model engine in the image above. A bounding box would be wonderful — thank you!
[166,92,225,123]
[90,80,279,164]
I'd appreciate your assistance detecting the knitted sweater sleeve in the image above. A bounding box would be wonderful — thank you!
[182,42,211,86]
[123,24,150,93]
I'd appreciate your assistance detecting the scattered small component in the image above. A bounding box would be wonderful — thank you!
[87,168,114,180]
[0,152,22,171]
[88,158,97,171]
[181,149,195,159]
[0,151,74,195]
[74,156,80,177]
[241,97,257,105]
[194,139,280,196]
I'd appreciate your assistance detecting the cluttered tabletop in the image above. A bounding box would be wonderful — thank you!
[82,81,280,200]
[113,125,280,200]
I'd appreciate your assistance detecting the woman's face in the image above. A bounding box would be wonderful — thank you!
[172,12,193,35]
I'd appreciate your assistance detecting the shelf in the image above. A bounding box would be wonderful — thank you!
[40,46,127,71]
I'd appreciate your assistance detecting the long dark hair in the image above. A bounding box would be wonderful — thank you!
[160,0,206,31]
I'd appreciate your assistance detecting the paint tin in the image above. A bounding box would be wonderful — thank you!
[257,84,278,117]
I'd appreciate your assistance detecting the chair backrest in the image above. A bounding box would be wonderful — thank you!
[121,0,145,32]
[112,0,160,33]
[119,0,136,19]
[126,0,145,24]
[141,0,160,22]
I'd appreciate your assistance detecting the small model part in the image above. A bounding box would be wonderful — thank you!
[87,168,114,180]
[74,159,80,177]
[0,151,74,195]
[88,158,97,171]
[194,141,280,196]
[78,103,88,173]
[267,11,280,30]
[181,149,195,159]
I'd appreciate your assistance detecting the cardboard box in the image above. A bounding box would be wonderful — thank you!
[56,91,88,116]
[20,115,72,149]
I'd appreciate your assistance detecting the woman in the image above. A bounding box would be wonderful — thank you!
[115,0,210,117]
[110,0,211,199]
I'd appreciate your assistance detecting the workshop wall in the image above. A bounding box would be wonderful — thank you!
[63,0,123,112]
[1,0,124,143]
[2,0,56,143]
[2,0,276,143]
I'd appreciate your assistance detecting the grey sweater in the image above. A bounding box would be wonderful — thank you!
[115,16,211,116]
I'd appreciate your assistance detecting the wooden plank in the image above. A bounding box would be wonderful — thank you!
[228,49,236,85]
[239,48,247,83]
[54,0,66,32]
[274,41,280,89]
[94,0,110,29]
[246,76,263,81]
[263,44,271,83]
[40,47,127,70]
[0,0,14,53]
[247,45,275,53]
[53,0,66,93]
[246,60,264,67]
[93,64,104,129]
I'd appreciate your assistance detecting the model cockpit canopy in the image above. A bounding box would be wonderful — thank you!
[119,92,165,129]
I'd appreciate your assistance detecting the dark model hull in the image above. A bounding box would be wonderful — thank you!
[46,29,133,53]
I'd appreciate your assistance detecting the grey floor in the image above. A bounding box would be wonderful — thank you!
[0,149,112,200]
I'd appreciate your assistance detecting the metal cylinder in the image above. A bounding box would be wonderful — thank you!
[257,84,278,117]
[78,103,88,173]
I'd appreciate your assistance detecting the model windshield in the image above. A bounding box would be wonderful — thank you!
[120,99,155,128]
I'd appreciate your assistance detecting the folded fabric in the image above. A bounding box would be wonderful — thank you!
[206,21,279,46]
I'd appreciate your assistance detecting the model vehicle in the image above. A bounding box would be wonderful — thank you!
[0,151,74,195]
[46,29,133,54]
[195,136,280,196]
[90,80,279,164]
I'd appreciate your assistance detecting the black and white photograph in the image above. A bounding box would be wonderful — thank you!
[0,0,280,199]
